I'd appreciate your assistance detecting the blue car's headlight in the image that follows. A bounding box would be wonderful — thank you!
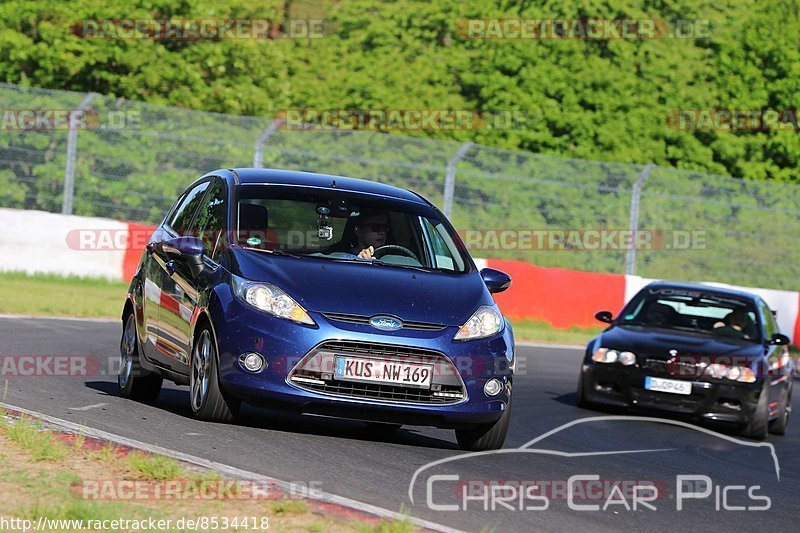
[231,274,315,325]
[454,305,504,341]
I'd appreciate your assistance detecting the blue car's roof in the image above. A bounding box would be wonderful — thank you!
[231,168,429,205]
[643,281,759,302]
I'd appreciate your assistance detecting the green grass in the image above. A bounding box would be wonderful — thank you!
[268,500,309,515]
[355,519,415,533]
[510,319,603,346]
[127,452,184,481]
[89,441,118,463]
[0,271,127,318]
[4,416,69,461]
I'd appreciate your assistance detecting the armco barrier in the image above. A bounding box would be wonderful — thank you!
[0,208,798,343]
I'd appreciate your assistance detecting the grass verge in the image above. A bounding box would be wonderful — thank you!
[0,271,127,318]
[0,416,419,532]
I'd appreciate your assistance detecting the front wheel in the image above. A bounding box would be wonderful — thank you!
[118,313,162,402]
[190,327,240,423]
[768,386,791,436]
[455,396,512,451]
[741,384,769,440]
[575,371,591,409]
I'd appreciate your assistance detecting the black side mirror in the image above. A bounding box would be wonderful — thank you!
[160,236,205,276]
[480,268,511,294]
[595,311,614,324]
[769,333,790,346]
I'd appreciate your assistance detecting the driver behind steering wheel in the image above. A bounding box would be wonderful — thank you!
[351,210,390,259]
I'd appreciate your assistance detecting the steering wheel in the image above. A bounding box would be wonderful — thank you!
[372,244,419,262]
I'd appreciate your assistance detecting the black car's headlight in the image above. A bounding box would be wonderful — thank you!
[703,363,756,383]
[231,274,315,325]
[592,347,636,366]
[454,305,504,341]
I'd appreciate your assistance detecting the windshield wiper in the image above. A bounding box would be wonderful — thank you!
[242,246,304,258]
[325,256,432,272]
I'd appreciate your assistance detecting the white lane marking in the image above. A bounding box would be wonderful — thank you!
[68,403,107,411]
[0,314,118,324]
[186,432,203,436]
[0,401,463,533]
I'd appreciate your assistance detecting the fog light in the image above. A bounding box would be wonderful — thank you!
[239,352,266,373]
[484,378,503,397]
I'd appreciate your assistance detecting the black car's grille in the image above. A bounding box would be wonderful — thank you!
[321,313,448,332]
[288,340,466,405]
[644,358,703,378]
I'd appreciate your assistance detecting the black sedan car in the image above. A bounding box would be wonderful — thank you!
[577,282,793,440]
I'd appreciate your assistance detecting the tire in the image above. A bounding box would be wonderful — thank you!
[455,395,512,451]
[118,313,162,403]
[768,386,791,436]
[189,327,240,423]
[742,384,769,440]
[576,371,590,409]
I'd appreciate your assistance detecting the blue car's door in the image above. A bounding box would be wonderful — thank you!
[152,180,210,369]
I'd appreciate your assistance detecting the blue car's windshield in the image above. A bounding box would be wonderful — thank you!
[234,185,471,273]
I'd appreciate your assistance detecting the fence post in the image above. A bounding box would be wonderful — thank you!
[443,141,474,218]
[253,120,281,168]
[61,92,97,215]
[625,163,655,275]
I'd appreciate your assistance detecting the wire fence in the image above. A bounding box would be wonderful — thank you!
[1,82,799,291]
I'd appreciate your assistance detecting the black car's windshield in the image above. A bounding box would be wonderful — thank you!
[234,184,471,273]
[618,287,761,342]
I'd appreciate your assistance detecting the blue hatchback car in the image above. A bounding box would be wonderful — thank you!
[119,169,515,450]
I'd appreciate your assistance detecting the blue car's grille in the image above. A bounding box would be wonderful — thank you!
[321,313,448,332]
[288,340,467,405]
[294,379,465,404]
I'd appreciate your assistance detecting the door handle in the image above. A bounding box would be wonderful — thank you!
[165,260,176,276]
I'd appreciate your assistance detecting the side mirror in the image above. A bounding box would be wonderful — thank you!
[595,311,614,324]
[160,237,205,276]
[480,268,511,294]
[769,333,790,346]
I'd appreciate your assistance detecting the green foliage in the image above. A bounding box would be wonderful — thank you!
[0,0,797,181]
[1,1,799,290]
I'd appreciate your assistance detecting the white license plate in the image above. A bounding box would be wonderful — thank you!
[644,376,692,395]
[334,356,433,389]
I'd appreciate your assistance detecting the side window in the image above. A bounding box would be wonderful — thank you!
[420,217,463,271]
[168,181,210,235]
[760,300,777,339]
[195,180,226,260]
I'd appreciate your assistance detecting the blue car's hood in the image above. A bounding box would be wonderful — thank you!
[598,325,764,359]
[230,251,490,326]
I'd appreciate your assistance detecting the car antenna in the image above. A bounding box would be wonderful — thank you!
[330,180,337,188]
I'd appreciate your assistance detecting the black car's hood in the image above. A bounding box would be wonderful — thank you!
[598,325,764,359]
[229,250,491,326]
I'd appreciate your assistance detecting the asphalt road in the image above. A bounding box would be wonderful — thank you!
[1,316,798,532]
